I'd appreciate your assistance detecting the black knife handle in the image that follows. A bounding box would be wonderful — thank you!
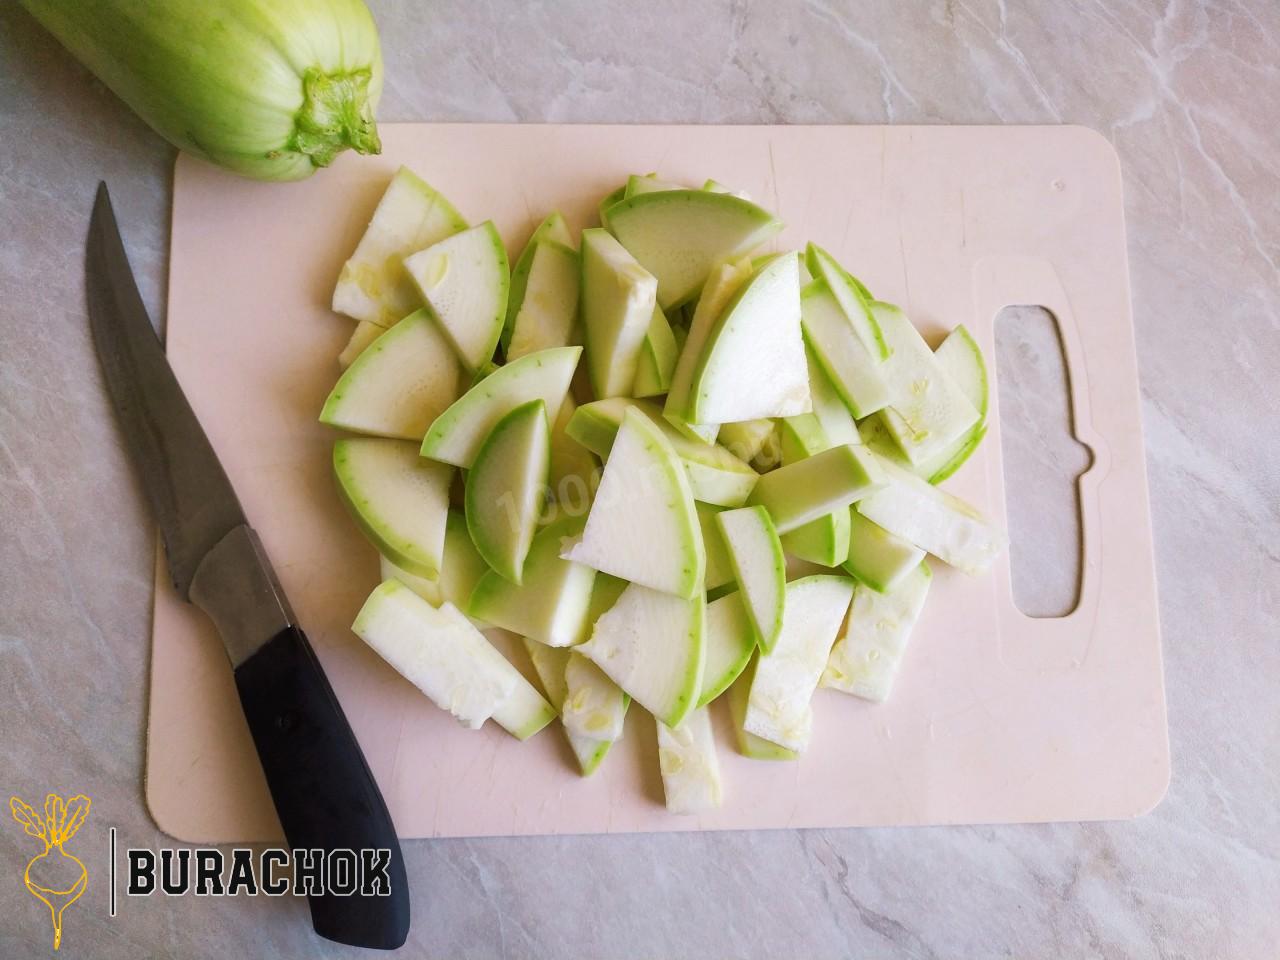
[235,625,410,950]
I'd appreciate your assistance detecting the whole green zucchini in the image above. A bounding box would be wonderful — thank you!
[20,0,384,181]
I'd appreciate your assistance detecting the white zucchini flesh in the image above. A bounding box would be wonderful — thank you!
[580,228,658,399]
[321,310,463,441]
[489,669,557,741]
[870,301,981,467]
[576,582,705,728]
[420,345,582,468]
[566,397,758,508]
[822,562,932,702]
[523,641,618,776]
[562,652,629,741]
[805,343,860,447]
[667,416,720,446]
[332,166,469,327]
[800,279,892,419]
[333,438,453,579]
[747,443,884,534]
[607,190,783,309]
[715,505,786,653]
[404,221,510,372]
[467,516,598,648]
[728,657,798,761]
[843,508,926,594]
[656,707,723,814]
[504,211,573,351]
[805,244,889,360]
[352,581,514,729]
[698,590,756,706]
[689,254,811,423]
[665,258,755,427]
[464,399,550,585]
[744,575,854,752]
[856,455,1005,575]
[507,240,581,361]
[564,407,706,599]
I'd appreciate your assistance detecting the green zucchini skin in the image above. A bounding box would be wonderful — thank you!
[20,0,383,181]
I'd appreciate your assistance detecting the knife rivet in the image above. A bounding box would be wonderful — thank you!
[276,711,296,732]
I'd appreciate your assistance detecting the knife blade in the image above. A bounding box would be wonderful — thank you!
[86,183,411,950]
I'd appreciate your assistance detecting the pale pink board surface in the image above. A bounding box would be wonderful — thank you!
[148,124,1167,842]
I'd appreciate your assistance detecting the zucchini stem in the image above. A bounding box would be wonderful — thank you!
[291,68,381,167]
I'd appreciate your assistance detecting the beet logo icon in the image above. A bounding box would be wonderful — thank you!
[10,794,91,950]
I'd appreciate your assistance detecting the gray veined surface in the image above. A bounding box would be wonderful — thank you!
[2,0,1278,957]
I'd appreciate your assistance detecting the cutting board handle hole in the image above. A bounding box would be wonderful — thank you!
[994,305,1093,618]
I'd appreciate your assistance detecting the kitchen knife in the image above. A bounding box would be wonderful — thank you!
[85,183,410,950]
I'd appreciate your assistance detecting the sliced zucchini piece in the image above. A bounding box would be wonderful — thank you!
[464,399,550,584]
[632,304,679,397]
[568,397,758,508]
[580,227,657,399]
[665,257,755,426]
[607,190,783,309]
[564,407,705,598]
[321,309,463,440]
[715,505,786,653]
[467,515,597,647]
[698,590,756,706]
[743,575,854,752]
[352,581,513,729]
[337,319,385,369]
[404,221,510,373]
[656,706,722,814]
[506,240,581,361]
[805,243,888,360]
[728,656,798,761]
[843,508,926,594]
[332,167,468,327]
[562,652,629,742]
[822,562,932,702]
[747,444,884,534]
[523,641,621,776]
[576,581,704,728]
[800,279,892,418]
[856,455,1005,575]
[869,301,981,467]
[379,511,490,619]
[718,419,779,466]
[334,438,452,578]
[420,345,581,468]
[504,211,573,351]
[688,254,810,423]
[696,501,736,591]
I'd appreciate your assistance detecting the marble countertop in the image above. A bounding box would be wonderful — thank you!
[2,1,1277,957]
